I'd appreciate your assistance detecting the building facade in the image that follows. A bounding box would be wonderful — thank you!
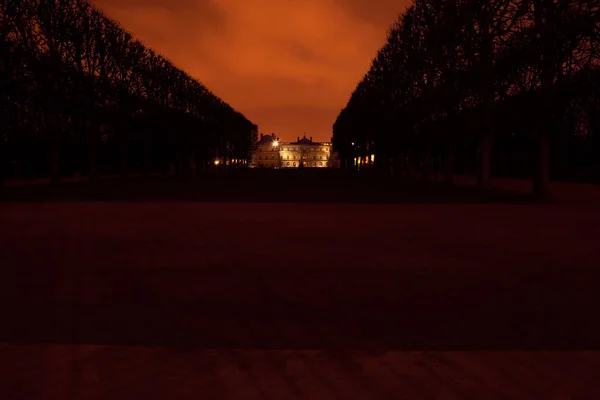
[252,134,338,168]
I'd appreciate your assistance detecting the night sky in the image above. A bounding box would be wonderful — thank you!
[92,0,410,142]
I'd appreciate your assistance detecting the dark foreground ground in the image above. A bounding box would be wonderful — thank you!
[0,169,541,203]
[1,176,600,398]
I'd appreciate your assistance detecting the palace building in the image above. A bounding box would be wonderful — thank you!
[251,133,339,168]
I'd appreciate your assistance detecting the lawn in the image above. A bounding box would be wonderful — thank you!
[1,185,599,398]
[1,201,599,350]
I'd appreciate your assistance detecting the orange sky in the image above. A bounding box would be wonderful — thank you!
[93,0,410,142]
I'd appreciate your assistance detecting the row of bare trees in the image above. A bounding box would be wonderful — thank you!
[333,0,600,196]
[0,0,257,184]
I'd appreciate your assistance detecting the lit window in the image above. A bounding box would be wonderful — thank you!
[287,162,290,166]
[287,155,289,159]
[312,162,316,166]
[294,155,297,159]
[319,162,323,166]
[293,162,296,167]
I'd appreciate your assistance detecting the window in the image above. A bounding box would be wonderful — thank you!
[293,162,296,167]
[287,162,290,166]
[272,155,275,160]
[319,156,322,160]
[287,155,290,159]
[312,162,316,167]
[319,162,323,166]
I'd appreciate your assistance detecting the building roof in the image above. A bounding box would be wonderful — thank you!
[293,135,313,145]
[257,133,277,145]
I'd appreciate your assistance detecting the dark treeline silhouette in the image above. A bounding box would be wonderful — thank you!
[0,0,257,185]
[333,0,600,197]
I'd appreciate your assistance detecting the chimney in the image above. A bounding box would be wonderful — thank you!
[297,136,300,142]
[260,133,264,139]
[310,137,312,143]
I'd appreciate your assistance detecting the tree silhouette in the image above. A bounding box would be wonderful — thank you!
[333,0,600,195]
[0,0,257,184]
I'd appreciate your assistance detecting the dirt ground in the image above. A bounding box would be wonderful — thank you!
[1,196,600,398]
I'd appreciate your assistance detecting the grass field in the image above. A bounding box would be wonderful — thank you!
[1,175,599,398]
[0,170,539,203]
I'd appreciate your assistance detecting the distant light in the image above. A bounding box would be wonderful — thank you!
[273,141,279,147]
[214,159,220,165]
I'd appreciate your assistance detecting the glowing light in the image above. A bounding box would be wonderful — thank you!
[214,159,220,165]
[273,141,279,147]
[371,154,375,163]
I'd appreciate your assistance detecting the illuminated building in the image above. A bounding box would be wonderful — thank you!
[251,134,339,168]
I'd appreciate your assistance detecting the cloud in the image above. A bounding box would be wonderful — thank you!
[333,0,406,27]
[92,0,410,141]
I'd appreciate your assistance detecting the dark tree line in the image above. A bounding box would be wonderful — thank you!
[0,0,257,184]
[333,0,600,197]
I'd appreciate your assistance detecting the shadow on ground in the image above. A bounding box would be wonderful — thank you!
[0,169,539,204]
[1,266,598,351]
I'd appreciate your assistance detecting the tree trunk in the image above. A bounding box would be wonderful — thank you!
[87,130,99,181]
[0,142,5,186]
[421,139,432,183]
[47,113,62,185]
[50,141,60,185]
[119,133,128,179]
[142,136,152,177]
[189,154,196,177]
[407,155,416,181]
[533,133,550,199]
[444,140,454,185]
[478,6,494,191]
[478,134,492,190]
